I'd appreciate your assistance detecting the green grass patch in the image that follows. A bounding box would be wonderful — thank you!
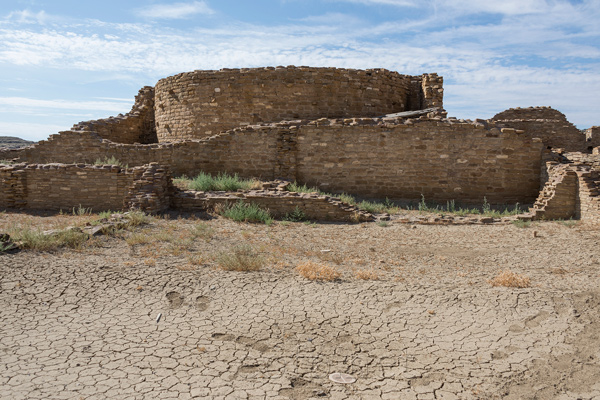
[512,220,532,228]
[177,172,258,192]
[221,201,273,224]
[94,156,128,168]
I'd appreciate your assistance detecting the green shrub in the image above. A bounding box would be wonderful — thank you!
[221,201,273,224]
[284,207,307,222]
[94,156,128,168]
[184,172,257,191]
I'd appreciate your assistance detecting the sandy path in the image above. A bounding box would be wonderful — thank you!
[1,218,600,399]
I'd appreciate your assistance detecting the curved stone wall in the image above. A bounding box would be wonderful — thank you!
[154,66,440,141]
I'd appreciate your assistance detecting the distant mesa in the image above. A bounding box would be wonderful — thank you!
[0,136,35,149]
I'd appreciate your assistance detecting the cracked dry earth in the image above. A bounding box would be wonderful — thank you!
[2,215,600,399]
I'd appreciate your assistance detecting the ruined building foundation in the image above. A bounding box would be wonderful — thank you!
[0,66,598,222]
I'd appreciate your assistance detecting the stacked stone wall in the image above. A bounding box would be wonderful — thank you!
[492,106,587,152]
[531,163,578,220]
[3,117,543,205]
[0,164,135,211]
[71,87,157,144]
[586,127,600,150]
[154,66,440,141]
[172,190,372,222]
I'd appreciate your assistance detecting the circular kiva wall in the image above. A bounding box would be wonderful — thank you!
[154,66,424,141]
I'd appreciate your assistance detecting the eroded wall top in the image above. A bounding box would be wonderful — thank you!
[154,66,443,141]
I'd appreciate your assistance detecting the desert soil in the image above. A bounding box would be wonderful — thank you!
[1,213,600,400]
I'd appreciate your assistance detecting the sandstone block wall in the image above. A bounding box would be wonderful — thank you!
[4,116,543,206]
[0,164,135,211]
[293,121,542,205]
[172,190,372,222]
[586,127,600,150]
[492,106,587,152]
[531,163,578,220]
[154,67,442,141]
[71,87,157,144]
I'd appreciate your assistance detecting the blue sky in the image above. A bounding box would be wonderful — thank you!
[0,0,598,141]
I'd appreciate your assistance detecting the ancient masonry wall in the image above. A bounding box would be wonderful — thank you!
[70,87,157,144]
[0,163,174,213]
[531,163,579,220]
[492,106,587,152]
[0,164,135,211]
[586,127,600,150]
[172,190,372,222]
[4,117,543,205]
[154,66,443,141]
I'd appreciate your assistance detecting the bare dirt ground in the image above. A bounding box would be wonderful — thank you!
[1,213,600,399]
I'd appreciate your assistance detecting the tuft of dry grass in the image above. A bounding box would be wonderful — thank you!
[296,261,340,281]
[217,245,263,271]
[354,268,380,280]
[488,270,531,288]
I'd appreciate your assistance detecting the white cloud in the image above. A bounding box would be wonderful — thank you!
[436,0,548,15]
[332,0,418,6]
[136,1,214,20]
[0,97,132,111]
[4,9,48,25]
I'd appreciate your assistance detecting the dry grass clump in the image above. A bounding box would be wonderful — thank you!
[297,261,340,281]
[489,270,531,288]
[354,268,380,280]
[217,245,263,271]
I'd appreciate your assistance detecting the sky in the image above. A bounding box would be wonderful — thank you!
[0,0,598,142]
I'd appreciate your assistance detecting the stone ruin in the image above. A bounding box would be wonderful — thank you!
[0,66,598,223]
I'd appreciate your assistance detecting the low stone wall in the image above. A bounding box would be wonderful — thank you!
[0,163,135,211]
[2,116,544,205]
[172,190,372,222]
[0,163,172,213]
[71,87,157,144]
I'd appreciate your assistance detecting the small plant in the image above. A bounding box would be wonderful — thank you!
[418,194,429,212]
[97,210,115,219]
[376,221,389,227]
[284,207,307,222]
[512,219,531,228]
[482,197,491,214]
[556,218,579,228]
[489,270,531,288]
[190,222,214,240]
[126,210,150,227]
[72,205,92,216]
[354,268,380,280]
[296,261,341,281]
[221,201,273,224]
[94,156,128,168]
[0,159,15,165]
[217,245,263,271]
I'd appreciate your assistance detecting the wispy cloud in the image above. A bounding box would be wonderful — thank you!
[3,9,48,25]
[0,97,133,111]
[136,1,214,20]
